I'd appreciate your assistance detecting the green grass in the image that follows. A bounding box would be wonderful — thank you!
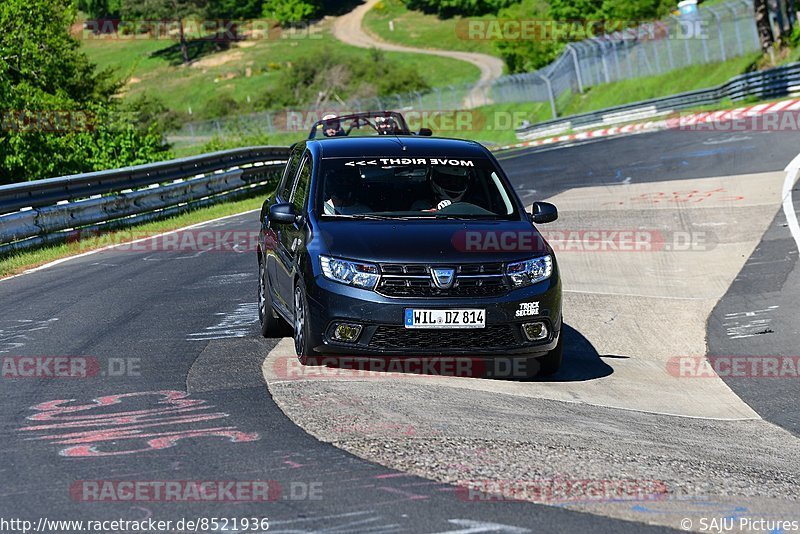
[0,195,267,278]
[81,18,481,118]
[559,53,760,116]
[458,53,762,145]
[363,0,502,58]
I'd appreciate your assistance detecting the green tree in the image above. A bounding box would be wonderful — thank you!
[401,0,514,17]
[121,0,207,64]
[493,0,562,73]
[0,0,169,184]
[207,0,263,19]
[75,0,123,19]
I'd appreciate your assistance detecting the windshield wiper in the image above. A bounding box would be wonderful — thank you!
[334,214,399,220]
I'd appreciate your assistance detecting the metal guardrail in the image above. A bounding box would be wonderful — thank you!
[516,62,800,140]
[0,146,290,255]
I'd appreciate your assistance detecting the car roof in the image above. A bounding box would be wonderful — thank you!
[308,136,491,160]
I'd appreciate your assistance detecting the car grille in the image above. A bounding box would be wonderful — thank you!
[377,263,508,298]
[369,325,518,350]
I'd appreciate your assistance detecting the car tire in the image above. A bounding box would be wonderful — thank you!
[528,333,563,377]
[258,259,291,338]
[293,283,315,365]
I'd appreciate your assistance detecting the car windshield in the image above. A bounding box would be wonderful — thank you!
[317,156,518,219]
[308,112,412,139]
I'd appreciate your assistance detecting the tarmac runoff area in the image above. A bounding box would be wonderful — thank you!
[262,169,800,530]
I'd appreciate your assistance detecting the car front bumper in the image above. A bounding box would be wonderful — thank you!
[304,274,562,357]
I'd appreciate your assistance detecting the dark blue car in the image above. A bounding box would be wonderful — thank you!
[257,135,563,376]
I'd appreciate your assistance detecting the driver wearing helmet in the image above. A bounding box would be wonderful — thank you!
[322,114,345,137]
[323,171,372,215]
[375,116,397,135]
[412,166,472,211]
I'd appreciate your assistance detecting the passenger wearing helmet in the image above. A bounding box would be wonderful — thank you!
[322,114,346,137]
[323,171,372,215]
[411,166,472,211]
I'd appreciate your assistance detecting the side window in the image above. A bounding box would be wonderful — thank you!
[279,148,302,200]
[290,155,312,213]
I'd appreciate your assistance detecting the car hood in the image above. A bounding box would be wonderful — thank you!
[312,219,551,264]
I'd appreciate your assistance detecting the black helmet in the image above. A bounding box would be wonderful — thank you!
[431,166,470,202]
[375,116,397,134]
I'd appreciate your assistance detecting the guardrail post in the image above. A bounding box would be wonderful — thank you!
[534,73,558,119]
[565,44,584,93]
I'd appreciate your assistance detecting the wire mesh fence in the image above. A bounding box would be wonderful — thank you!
[170,0,760,147]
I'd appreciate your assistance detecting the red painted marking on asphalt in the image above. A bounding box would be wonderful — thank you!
[20,390,260,457]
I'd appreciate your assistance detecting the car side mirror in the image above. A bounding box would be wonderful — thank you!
[530,202,558,224]
[268,203,300,225]
[418,128,433,136]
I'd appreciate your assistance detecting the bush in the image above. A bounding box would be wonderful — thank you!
[262,0,322,25]
[260,48,430,108]
[202,94,243,119]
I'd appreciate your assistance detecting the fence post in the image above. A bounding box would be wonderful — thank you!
[742,0,760,49]
[534,73,557,119]
[727,4,744,56]
[565,44,584,93]
[612,38,623,80]
[599,40,612,83]
[707,7,726,62]
[666,18,676,70]
[700,13,710,62]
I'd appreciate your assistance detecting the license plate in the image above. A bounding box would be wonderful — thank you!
[404,309,485,329]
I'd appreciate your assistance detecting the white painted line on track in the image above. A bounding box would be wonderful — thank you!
[783,152,800,253]
[0,208,260,283]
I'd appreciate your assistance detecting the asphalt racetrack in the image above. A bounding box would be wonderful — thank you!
[1,124,799,533]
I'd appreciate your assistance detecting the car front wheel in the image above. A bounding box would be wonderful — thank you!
[293,283,314,364]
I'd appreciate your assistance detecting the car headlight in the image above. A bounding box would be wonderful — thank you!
[320,256,380,290]
[506,255,553,287]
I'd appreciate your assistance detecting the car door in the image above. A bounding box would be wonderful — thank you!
[267,145,303,311]
[275,151,313,309]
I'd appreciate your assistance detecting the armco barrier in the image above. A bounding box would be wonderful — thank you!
[516,61,800,140]
[0,146,290,255]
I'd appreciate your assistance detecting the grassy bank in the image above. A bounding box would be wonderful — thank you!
[449,53,763,145]
[80,17,481,120]
[362,0,501,57]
